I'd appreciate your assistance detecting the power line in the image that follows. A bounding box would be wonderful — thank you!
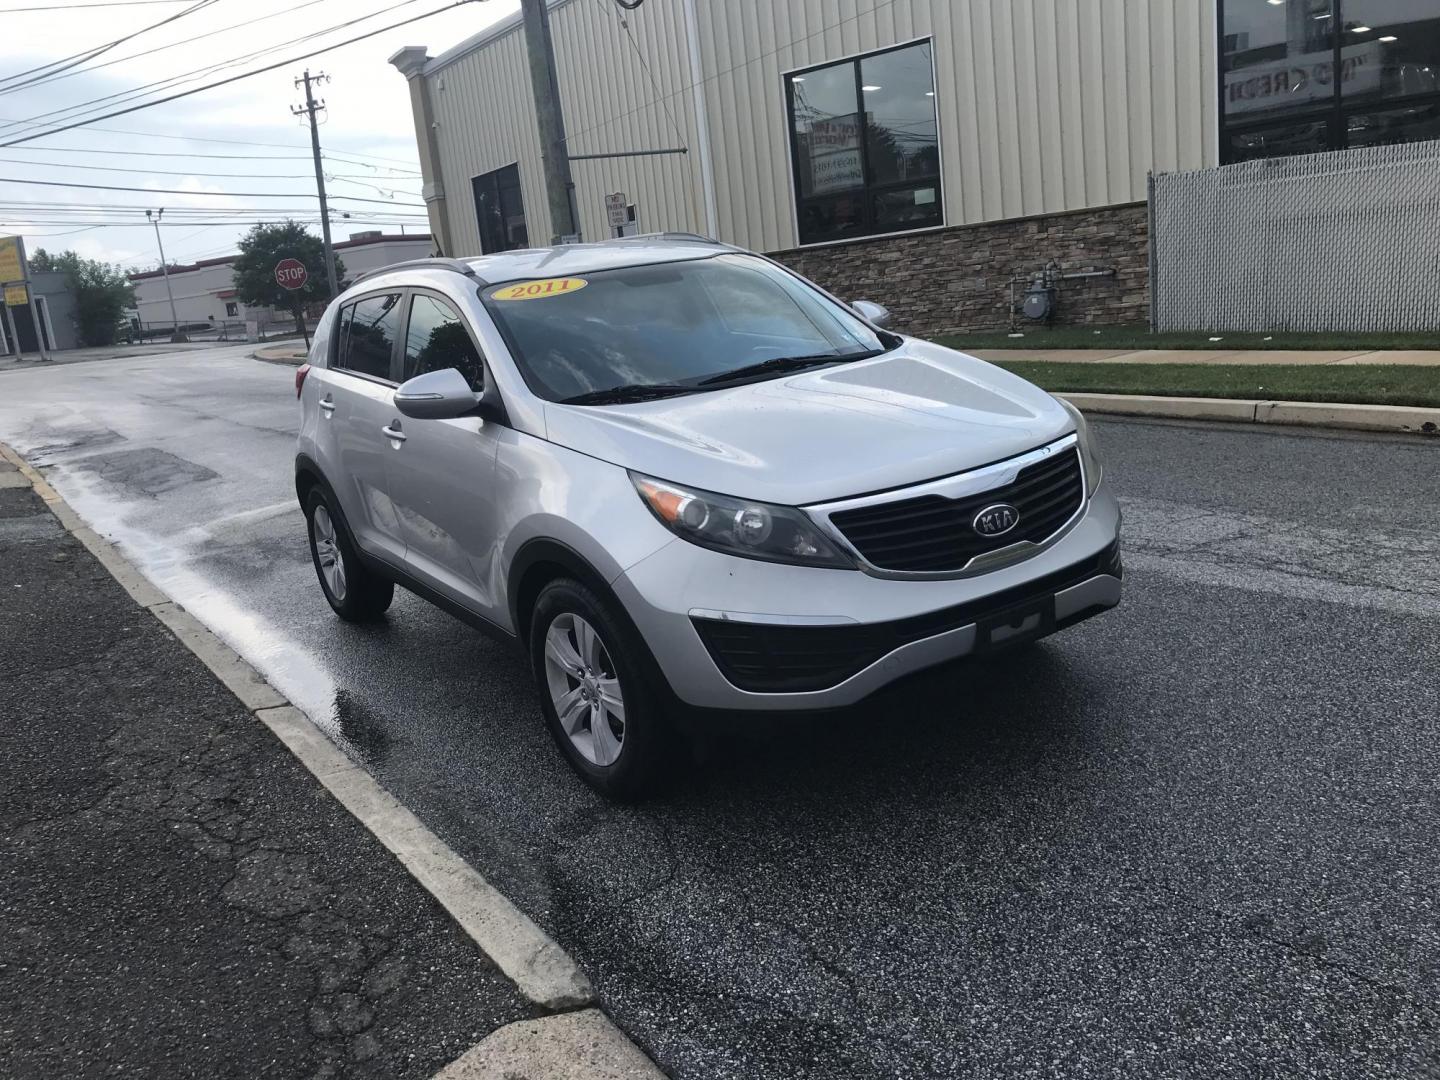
[0,175,428,205]
[8,0,331,93]
[0,156,323,179]
[0,1,481,149]
[0,0,218,94]
[2,220,428,229]
[7,224,106,237]
[1,0,433,134]
[0,156,422,185]
[0,0,191,10]
[0,144,421,173]
[594,0,686,147]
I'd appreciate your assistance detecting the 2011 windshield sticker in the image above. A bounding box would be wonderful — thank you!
[491,277,589,301]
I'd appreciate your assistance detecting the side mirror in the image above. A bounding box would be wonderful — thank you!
[852,299,892,328]
[394,367,482,420]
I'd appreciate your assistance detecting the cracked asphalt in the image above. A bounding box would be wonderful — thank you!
[1,345,1438,1078]
[0,475,534,1078]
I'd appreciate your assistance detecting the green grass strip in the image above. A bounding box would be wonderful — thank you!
[937,327,1440,351]
[992,362,1440,408]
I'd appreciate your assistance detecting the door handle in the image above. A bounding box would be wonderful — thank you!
[318,396,336,412]
[381,422,407,443]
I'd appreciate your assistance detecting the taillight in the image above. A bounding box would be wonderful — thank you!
[295,363,311,399]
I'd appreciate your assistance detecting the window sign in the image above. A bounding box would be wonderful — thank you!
[785,40,942,245]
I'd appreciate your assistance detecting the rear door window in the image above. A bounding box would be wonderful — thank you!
[402,294,486,392]
[335,293,403,381]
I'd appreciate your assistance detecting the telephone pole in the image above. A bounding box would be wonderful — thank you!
[292,70,339,298]
[145,208,186,342]
[520,0,579,242]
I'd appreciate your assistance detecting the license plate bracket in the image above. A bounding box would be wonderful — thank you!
[975,595,1056,653]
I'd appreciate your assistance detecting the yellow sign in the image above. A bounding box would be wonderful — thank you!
[0,236,22,286]
[491,277,589,301]
[4,284,27,307]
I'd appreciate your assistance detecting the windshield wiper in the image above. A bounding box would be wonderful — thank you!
[697,351,882,387]
[560,383,699,406]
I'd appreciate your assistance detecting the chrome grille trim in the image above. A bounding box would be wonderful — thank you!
[804,433,1086,580]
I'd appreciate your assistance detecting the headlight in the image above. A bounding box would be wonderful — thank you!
[630,473,854,568]
[1058,398,1103,495]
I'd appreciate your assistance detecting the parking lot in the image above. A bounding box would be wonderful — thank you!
[2,344,1437,1079]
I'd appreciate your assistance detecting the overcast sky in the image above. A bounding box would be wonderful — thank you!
[0,0,519,270]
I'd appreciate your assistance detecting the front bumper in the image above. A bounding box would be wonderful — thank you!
[612,482,1124,711]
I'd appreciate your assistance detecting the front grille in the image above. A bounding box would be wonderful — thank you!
[827,448,1084,573]
[692,539,1120,693]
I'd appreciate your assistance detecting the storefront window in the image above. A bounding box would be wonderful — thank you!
[786,41,942,245]
[1220,1,1440,162]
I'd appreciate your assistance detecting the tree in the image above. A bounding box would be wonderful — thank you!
[231,221,344,336]
[30,248,134,346]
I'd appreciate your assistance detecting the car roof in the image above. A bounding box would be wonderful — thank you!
[462,236,732,284]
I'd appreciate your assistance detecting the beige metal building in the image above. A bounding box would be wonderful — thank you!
[389,0,1440,332]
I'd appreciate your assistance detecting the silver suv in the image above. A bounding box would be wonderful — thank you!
[294,236,1121,797]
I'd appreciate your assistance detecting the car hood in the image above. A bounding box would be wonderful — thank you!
[542,339,1074,506]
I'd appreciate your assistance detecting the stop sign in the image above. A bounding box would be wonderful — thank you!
[274,257,309,291]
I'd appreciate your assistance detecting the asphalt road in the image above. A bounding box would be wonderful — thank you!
[2,345,1437,1079]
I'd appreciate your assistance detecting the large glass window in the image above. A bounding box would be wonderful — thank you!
[1220,1,1440,162]
[785,41,942,245]
[472,163,528,253]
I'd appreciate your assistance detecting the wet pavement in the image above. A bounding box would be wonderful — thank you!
[1,344,1438,1078]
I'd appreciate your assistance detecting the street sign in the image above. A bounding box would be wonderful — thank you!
[0,236,21,283]
[274,258,309,291]
[4,284,27,307]
[604,192,628,230]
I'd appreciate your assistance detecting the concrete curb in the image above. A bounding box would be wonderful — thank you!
[251,347,307,367]
[433,1010,666,1079]
[0,442,661,1077]
[1061,393,1440,436]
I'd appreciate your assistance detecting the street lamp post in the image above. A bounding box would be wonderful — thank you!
[145,208,187,343]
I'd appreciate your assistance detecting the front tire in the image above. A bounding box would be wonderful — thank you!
[529,578,672,799]
[305,487,393,622]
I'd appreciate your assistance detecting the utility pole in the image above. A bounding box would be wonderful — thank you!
[145,208,186,343]
[293,70,340,298]
[520,0,579,242]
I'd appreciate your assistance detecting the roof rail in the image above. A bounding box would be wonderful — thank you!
[612,231,724,245]
[352,257,482,286]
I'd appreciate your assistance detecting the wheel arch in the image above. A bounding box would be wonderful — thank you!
[508,538,630,652]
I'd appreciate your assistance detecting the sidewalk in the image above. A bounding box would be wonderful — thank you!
[0,340,247,372]
[255,342,310,365]
[968,347,1440,366]
[0,469,536,1077]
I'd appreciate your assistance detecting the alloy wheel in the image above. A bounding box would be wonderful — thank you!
[543,612,625,767]
[312,504,347,602]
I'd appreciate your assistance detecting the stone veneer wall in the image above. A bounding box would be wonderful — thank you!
[769,202,1150,336]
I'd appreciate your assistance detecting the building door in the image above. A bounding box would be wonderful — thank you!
[472,164,528,253]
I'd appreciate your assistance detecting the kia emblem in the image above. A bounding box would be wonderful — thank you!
[973,503,1020,538]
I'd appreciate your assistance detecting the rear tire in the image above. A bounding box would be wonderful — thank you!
[305,487,393,622]
[529,577,673,800]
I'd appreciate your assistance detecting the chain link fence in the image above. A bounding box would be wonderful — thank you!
[1151,139,1440,333]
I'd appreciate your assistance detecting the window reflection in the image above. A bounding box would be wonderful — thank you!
[1220,1,1440,161]
[786,41,942,245]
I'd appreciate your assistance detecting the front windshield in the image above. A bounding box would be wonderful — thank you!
[480,252,893,402]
